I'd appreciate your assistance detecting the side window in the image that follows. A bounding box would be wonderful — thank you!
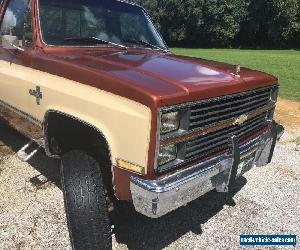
[40,5,108,43]
[1,0,31,47]
[40,6,64,42]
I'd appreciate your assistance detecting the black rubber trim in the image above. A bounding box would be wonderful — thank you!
[268,121,279,163]
[228,135,240,190]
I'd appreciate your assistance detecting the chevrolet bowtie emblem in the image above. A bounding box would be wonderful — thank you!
[234,114,248,125]
[29,86,42,105]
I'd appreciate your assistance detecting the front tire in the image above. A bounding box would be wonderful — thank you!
[61,150,112,250]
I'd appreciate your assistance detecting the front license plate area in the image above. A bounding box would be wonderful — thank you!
[236,151,257,177]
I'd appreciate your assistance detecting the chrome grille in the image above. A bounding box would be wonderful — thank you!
[189,87,272,130]
[185,112,268,161]
[157,86,277,173]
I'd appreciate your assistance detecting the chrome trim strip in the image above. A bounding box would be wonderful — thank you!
[0,99,43,127]
[154,110,162,172]
[0,99,43,141]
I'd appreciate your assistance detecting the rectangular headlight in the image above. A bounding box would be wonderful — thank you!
[160,111,179,134]
[158,144,177,166]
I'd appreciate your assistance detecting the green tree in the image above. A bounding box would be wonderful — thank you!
[239,0,300,47]
[201,0,248,46]
[135,0,300,48]
[135,0,248,47]
[272,0,300,46]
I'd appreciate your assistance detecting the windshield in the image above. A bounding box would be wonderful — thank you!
[38,0,167,50]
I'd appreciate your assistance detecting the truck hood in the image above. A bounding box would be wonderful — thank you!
[35,49,277,107]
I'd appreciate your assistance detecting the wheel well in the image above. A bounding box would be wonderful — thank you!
[44,111,114,197]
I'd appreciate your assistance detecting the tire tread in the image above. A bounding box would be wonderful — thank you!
[61,150,112,250]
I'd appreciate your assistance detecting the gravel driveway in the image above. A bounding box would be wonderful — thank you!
[0,122,299,250]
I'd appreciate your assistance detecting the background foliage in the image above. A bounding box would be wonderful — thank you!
[173,48,300,101]
[134,0,300,48]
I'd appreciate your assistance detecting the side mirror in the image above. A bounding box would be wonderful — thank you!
[2,35,24,52]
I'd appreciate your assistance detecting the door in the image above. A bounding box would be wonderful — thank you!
[0,0,31,114]
[0,0,43,140]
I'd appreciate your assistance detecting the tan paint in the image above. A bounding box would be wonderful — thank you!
[0,60,152,170]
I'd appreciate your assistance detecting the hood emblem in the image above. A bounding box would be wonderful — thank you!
[232,65,241,78]
[234,114,248,125]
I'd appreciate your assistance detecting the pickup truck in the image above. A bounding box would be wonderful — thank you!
[0,0,284,249]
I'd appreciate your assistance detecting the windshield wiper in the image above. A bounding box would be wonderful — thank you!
[123,39,169,52]
[63,37,127,50]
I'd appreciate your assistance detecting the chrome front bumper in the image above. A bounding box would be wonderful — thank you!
[130,123,284,218]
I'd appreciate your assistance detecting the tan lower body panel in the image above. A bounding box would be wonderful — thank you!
[0,102,43,140]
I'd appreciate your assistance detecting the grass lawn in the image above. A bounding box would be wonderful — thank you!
[172,48,300,101]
